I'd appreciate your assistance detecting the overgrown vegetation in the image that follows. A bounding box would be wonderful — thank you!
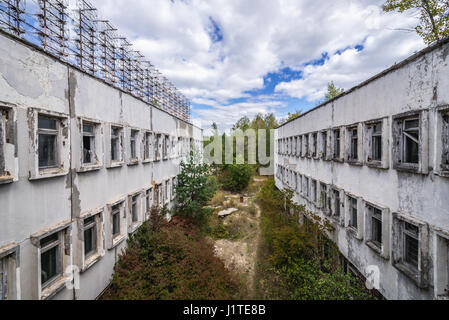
[101,209,241,300]
[254,178,374,300]
[219,162,255,192]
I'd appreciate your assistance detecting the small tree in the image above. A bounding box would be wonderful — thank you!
[382,0,449,45]
[175,149,217,219]
[325,82,345,101]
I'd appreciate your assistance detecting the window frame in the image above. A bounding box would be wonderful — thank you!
[0,244,19,301]
[128,191,143,234]
[333,128,342,161]
[37,115,60,170]
[345,193,363,240]
[392,212,429,289]
[106,198,127,250]
[392,110,429,174]
[364,202,390,259]
[78,118,103,173]
[437,106,449,177]
[0,105,17,184]
[107,124,125,168]
[128,128,140,165]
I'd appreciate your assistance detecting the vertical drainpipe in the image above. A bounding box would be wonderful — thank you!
[67,67,77,301]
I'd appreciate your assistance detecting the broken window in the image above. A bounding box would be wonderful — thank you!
[144,132,152,161]
[146,188,153,214]
[321,131,327,159]
[404,222,419,269]
[0,257,6,300]
[312,133,318,157]
[442,114,449,169]
[349,196,358,229]
[333,189,340,217]
[320,183,327,208]
[130,130,138,160]
[82,122,96,165]
[40,232,63,288]
[368,205,382,248]
[111,126,122,162]
[0,109,6,176]
[83,216,98,259]
[304,135,309,157]
[38,115,59,169]
[348,127,358,161]
[369,122,382,162]
[305,177,309,198]
[112,204,121,239]
[311,180,317,202]
[131,195,139,223]
[333,129,340,159]
[396,117,420,165]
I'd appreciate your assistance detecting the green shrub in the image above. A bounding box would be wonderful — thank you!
[220,163,254,192]
[101,213,240,300]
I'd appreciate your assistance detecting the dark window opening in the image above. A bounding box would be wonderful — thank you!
[38,116,58,169]
[0,258,6,300]
[130,130,138,160]
[82,123,95,164]
[131,195,139,223]
[404,222,419,269]
[111,127,121,162]
[349,127,358,160]
[40,233,62,287]
[83,216,97,259]
[333,130,340,159]
[402,118,420,164]
[333,189,340,217]
[349,197,357,229]
[371,123,382,162]
[112,205,121,238]
[370,206,382,246]
[321,132,327,158]
[442,114,449,167]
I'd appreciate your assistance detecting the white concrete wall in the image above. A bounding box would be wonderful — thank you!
[0,31,202,300]
[275,39,449,300]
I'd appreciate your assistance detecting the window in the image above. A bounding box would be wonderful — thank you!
[369,122,382,162]
[131,195,139,223]
[304,135,309,157]
[305,177,309,198]
[333,129,340,159]
[333,189,340,217]
[349,196,358,229]
[312,133,318,157]
[297,136,302,157]
[82,122,96,165]
[144,132,152,161]
[145,188,153,215]
[348,127,358,161]
[395,117,420,165]
[293,136,297,155]
[402,118,419,164]
[320,183,327,209]
[40,233,63,288]
[130,130,138,161]
[0,258,6,300]
[38,116,59,169]
[83,216,97,259]
[368,205,382,247]
[321,131,327,159]
[0,109,7,177]
[172,177,177,200]
[155,134,161,160]
[311,180,317,203]
[442,113,449,170]
[392,213,429,288]
[403,222,419,269]
[111,126,122,162]
[112,204,121,239]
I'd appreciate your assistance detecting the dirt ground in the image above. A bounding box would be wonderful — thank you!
[212,176,266,298]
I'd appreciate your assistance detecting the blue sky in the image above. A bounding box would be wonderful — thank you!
[91,0,425,133]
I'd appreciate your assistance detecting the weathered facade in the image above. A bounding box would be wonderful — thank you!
[0,31,202,300]
[275,38,449,300]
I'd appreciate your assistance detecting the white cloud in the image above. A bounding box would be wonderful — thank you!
[89,0,425,130]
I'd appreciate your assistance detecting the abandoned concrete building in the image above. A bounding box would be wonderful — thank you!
[0,28,202,299]
[275,37,449,300]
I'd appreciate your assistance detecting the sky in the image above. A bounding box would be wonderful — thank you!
[89,0,425,134]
